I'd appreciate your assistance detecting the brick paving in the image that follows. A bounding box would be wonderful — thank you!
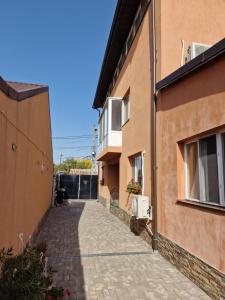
[35,200,210,300]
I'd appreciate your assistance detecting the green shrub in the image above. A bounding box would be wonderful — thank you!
[0,242,63,300]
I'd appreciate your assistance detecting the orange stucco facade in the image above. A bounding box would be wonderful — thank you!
[98,6,151,213]
[157,56,225,274]
[98,0,225,216]
[156,0,225,80]
[95,1,225,283]
[0,89,53,253]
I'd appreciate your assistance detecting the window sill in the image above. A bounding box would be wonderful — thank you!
[177,199,225,213]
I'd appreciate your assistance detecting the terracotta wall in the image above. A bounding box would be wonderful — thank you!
[98,0,225,217]
[98,7,152,213]
[156,0,225,80]
[0,90,53,253]
[157,56,225,273]
[99,160,119,200]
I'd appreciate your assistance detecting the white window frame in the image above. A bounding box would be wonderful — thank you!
[122,97,130,126]
[132,155,143,183]
[184,132,225,206]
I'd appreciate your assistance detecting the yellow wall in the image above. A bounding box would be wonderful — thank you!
[157,56,225,273]
[0,90,53,253]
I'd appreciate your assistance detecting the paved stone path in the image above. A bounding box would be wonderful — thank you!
[35,200,210,300]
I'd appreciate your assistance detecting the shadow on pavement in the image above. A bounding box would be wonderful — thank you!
[34,201,86,300]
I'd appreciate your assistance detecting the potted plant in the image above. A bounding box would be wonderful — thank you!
[56,187,66,205]
[0,242,66,300]
[126,179,150,218]
[126,179,142,195]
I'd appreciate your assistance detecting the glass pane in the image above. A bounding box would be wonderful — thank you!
[102,112,105,138]
[199,135,219,204]
[111,100,121,131]
[222,133,225,203]
[135,156,142,184]
[186,142,200,199]
[104,106,108,135]
[123,98,129,123]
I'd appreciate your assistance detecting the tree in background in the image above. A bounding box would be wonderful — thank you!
[54,158,92,174]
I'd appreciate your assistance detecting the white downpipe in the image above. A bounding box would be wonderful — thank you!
[181,39,185,66]
[142,150,145,196]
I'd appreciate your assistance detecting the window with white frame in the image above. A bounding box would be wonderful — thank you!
[122,97,130,125]
[132,155,143,185]
[185,132,225,206]
[111,100,122,131]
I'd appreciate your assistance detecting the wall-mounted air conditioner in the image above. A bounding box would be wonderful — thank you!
[187,43,211,62]
[131,194,149,219]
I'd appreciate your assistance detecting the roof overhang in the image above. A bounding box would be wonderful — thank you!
[92,0,141,109]
[0,76,48,101]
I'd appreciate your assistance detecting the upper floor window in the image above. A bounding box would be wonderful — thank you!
[122,97,130,125]
[185,132,225,206]
[111,100,121,131]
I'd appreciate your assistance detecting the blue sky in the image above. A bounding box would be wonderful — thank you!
[0,0,117,163]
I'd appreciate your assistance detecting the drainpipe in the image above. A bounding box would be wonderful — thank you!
[93,107,101,118]
[150,0,158,251]
[141,150,145,196]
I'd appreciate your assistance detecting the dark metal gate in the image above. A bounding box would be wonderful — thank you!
[57,174,98,199]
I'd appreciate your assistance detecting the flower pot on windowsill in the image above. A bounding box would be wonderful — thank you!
[126,179,142,195]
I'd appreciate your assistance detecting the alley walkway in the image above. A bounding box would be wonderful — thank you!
[35,200,210,300]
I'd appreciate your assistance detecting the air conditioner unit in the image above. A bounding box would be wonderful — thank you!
[131,194,149,219]
[187,43,211,62]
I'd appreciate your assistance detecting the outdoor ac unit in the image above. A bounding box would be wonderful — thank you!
[131,194,149,219]
[187,43,211,62]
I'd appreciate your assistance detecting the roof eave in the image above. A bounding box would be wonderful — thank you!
[93,0,141,109]
[0,76,49,101]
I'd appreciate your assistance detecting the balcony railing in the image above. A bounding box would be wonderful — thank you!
[98,97,122,153]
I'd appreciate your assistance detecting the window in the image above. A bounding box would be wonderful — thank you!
[132,155,143,185]
[126,28,134,55]
[122,97,130,125]
[105,0,149,98]
[100,166,105,186]
[185,133,225,206]
[111,100,122,131]
[134,6,142,32]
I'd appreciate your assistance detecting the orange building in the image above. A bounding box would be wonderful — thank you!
[93,0,225,298]
[156,39,225,299]
[0,77,53,253]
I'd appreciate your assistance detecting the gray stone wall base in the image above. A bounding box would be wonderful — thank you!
[109,205,152,246]
[158,233,225,300]
[98,196,107,208]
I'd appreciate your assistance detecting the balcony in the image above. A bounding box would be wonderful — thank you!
[97,97,122,161]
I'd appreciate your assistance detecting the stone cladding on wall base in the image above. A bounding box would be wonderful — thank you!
[98,198,153,246]
[98,195,107,207]
[158,233,225,300]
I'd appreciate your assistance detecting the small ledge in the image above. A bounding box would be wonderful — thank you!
[177,199,225,213]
